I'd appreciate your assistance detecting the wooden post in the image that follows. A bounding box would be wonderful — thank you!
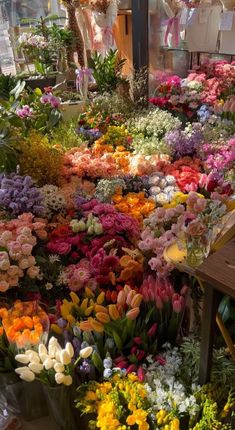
[131,0,149,102]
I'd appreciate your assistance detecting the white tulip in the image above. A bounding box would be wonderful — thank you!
[55,372,65,385]
[63,375,72,386]
[55,351,61,362]
[54,362,65,373]
[19,369,35,382]
[43,357,54,370]
[40,353,49,363]
[28,352,40,363]
[28,362,43,374]
[65,342,74,359]
[38,344,48,358]
[48,337,60,358]
[60,350,71,366]
[15,354,30,364]
[15,366,29,375]
[79,346,93,359]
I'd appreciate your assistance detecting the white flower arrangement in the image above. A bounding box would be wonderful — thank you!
[144,346,199,420]
[15,337,93,386]
[40,185,67,219]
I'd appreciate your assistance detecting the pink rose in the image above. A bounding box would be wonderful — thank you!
[27,266,40,278]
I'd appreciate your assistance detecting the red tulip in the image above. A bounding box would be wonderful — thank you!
[147,323,157,337]
[126,364,137,374]
[137,366,145,382]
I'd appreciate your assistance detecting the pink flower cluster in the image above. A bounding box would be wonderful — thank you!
[202,138,235,172]
[140,275,187,314]
[139,206,184,277]
[128,154,170,176]
[0,213,47,292]
[16,105,33,119]
[40,94,60,108]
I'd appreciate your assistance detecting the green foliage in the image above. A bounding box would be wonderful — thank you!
[0,127,18,173]
[88,49,126,93]
[180,338,235,388]
[49,120,83,151]
[0,75,19,101]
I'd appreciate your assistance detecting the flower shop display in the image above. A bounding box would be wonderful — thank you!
[0,58,235,429]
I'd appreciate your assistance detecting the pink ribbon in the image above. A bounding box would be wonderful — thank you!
[163,16,179,48]
[75,68,93,92]
[103,26,114,48]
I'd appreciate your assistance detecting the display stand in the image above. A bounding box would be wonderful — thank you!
[196,238,235,384]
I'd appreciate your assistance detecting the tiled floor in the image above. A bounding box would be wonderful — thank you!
[21,416,59,430]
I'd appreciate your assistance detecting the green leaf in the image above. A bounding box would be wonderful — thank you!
[112,330,122,351]
[91,351,103,373]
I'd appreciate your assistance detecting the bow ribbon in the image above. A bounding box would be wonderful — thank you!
[75,68,93,92]
[162,16,179,48]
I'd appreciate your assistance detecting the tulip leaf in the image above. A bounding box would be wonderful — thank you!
[113,331,122,351]
[92,351,103,373]
[219,296,231,323]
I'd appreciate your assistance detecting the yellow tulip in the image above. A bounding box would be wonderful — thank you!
[85,287,95,298]
[80,298,88,312]
[108,304,120,321]
[97,291,105,304]
[51,324,63,335]
[69,292,79,304]
[95,304,108,314]
[90,319,104,333]
[84,305,94,316]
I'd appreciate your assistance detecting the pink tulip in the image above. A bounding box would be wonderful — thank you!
[126,364,137,374]
[136,350,146,361]
[155,355,166,365]
[147,323,158,337]
[173,299,182,314]
[126,307,140,320]
[137,366,145,382]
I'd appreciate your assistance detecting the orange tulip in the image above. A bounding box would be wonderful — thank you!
[108,305,120,321]
[80,320,93,331]
[130,294,143,308]
[96,292,105,305]
[95,304,108,314]
[90,319,104,333]
[96,312,110,324]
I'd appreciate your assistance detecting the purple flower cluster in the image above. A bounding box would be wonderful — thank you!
[165,123,204,159]
[0,173,44,216]
[202,138,235,171]
[123,175,150,194]
[76,127,103,142]
[16,105,33,119]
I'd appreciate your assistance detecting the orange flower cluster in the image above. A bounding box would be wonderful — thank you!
[112,191,155,223]
[0,301,49,348]
[118,252,144,282]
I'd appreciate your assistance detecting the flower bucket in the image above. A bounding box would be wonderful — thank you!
[43,385,84,430]
[60,102,86,122]
[25,76,57,91]
[0,373,47,421]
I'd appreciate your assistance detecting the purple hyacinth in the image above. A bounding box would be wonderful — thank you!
[76,127,103,142]
[0,173,44,216]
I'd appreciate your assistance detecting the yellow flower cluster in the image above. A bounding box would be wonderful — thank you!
[52,286,143,335]
[163,192,204,208]
[156,410,180,430]
[14,131,62,186]
[78,374,149,430]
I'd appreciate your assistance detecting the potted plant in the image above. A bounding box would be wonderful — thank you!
[56,90,86,122]
[17,15,72,90]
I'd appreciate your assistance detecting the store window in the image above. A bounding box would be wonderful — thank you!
[0,0,64,74]
[149,0,235,95]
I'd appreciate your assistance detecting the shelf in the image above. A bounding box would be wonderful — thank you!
[118,9,132,15]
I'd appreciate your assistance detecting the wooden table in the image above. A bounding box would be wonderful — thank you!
[196,238,235,385]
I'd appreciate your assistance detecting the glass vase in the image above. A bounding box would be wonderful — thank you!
[185,233,212,267]
[43,385,84,430]
[0,373,47,421]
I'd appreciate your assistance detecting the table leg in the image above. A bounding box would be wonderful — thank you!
[199,284,221,385]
